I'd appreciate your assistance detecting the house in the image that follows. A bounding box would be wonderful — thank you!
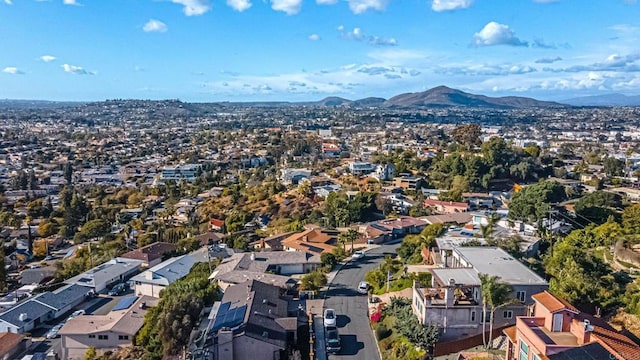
[59,296,158,360]
[609,187,640,202]
[321,143,341,158]
[279,168,311,186]
[362,216,428,244]
[371,164,395,181]
[504,291,640,360]
[0,332,27,360]
[424,199,469,214]
[120,242,177,268]
[250,232,295,251]
[412,247,548,343]
[382,193,416,214]
[422,213,473,226]
[64,258,143,293]
[160,164,201,182]
[210,251,321,291]
[348,161,375,176]
[209,280,306,360]
[281,227,339,255]
[0,284,89,333]
[394,176,425,190]
[209,218,225,232]
[131,254,197,298]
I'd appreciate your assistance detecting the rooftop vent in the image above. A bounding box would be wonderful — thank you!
[18,313,28,322]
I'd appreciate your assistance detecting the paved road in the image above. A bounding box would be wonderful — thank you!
[324,242,401,360]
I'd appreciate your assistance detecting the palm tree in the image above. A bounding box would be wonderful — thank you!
[479,273,518,349]
[341,229,359,252]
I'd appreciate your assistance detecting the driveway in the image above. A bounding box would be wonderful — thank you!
[323,242,401,360]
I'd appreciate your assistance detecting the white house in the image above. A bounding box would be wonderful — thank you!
[131,255,197,298]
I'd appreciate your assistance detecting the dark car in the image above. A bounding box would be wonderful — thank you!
[325,326,341,354]
[108,283,127,296]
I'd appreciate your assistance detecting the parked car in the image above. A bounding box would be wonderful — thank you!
[352,250,365,260]
[357,281,370,294]
[70,309,85,319]
[45,324,63,339]
[108,283,127,296]
[325,326,341,353]
[323,308,336,327]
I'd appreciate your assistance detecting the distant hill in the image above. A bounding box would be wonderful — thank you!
[350,97,386,108]
[0,99,83,109]
[384,85,565,109]
[561,93,640,107]
[315,96,352,106]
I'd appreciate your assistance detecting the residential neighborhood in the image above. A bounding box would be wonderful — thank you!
[1,100,640,360]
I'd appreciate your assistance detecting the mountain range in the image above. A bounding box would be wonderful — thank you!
[561,93,640,107]
[4,86,640,109]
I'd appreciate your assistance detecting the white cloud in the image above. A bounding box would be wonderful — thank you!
[271,0,301,14]
[143,19,168,33]
[62,64,94,75]
[346,0,388,14]
[316,0,338,4]
[309,34,320,41]
[339,26,398,46]
[227,0,252,11]
[2,67,22,74]
[473,21,528,47]
[63,0,81,5]
[431,0,473,12]
[171,0,211,16]
[4,0,12,5]
[40,55,57,62]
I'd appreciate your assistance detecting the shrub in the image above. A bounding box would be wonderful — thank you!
[376,325,391,340]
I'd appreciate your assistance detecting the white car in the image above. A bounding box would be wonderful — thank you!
[46,324,63,339]
[357,281,370,294]
[323,308,337,327]
[352,250,365,260]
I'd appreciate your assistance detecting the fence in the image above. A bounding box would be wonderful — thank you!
[433,325,510,357]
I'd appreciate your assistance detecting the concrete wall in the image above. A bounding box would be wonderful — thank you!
[61,331,133,360]
[134,282,165,298]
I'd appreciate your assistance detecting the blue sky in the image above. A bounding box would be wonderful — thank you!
[1,0,640,101]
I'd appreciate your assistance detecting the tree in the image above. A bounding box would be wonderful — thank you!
[339,229,359,252]
[300,270,327,291]
[622,203,640,235]
[479,274,516,349]
[375,195,392,216]
[84,346,97,360]
[508,181,566,223]
[320,252,337,268]
[574,191,622,225]
[603,157,625,177]
[452,124,482,150]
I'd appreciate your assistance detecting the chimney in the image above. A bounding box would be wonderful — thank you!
[145,270,154,280]
[250,253,256,261]
[303,236,309,242]
[444,279,456,307]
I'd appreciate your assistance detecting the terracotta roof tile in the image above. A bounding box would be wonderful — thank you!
[532,291,579,313]
[592,325,640,360]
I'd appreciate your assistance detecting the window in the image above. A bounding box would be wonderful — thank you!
[503,310,513,319]
[88,335,95,339]
[519,340,529,360]
[533,354,541,360]
[119,335,129,340]
[470,311,476,322]
[482,311,491,323]
[98,335,109,340]
[516,291,526,303]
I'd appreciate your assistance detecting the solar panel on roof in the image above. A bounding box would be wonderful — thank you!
[212,304,247,331]
[112,296,138,311]
[371,223,389,232]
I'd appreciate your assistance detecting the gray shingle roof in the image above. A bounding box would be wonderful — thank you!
[0,299,53,327]
[32,284,88,311]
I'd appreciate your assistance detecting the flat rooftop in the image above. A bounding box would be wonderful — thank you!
[454,247,548,285]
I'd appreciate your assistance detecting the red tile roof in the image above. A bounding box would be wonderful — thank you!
[532,291,580,313]
[592,324,640,360]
